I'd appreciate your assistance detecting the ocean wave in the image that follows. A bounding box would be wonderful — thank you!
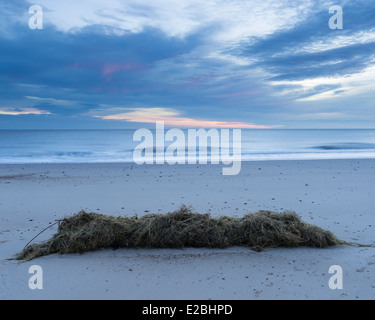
[53,151,93,157]
[313,143,375,150]
[1,130,375,164]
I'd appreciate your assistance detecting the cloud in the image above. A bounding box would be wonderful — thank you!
[272,62,375,101]
[226,2,375,110]
[287,28,375,55]
[289,112,349,120]
[25,0,313,41]
[25,96,78,107]
[1,0,375,129]
[0,107,52,116]
[93,107,274,128]
[101,63,140,76]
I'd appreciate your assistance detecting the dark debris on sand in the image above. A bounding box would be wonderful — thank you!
[17,206,342,261]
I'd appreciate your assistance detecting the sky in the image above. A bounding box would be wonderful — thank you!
[0,0,375,129]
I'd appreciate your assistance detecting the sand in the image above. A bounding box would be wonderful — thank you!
[0,160,374,300]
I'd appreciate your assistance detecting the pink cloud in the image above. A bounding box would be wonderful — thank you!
[0,108,52,116]
[102,63,135,76]
[69,62,80,69]
[69,62,144,80]
[101,63,146,80]
[95,108,277,129]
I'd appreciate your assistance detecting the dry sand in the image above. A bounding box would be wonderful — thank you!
[0,160,374,300]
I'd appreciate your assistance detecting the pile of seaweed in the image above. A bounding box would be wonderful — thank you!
[17,206,342,261]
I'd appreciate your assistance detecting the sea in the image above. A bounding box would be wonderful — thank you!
[0,129,374,164]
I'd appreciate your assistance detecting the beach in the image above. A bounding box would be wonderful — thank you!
[1,160,374,300]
